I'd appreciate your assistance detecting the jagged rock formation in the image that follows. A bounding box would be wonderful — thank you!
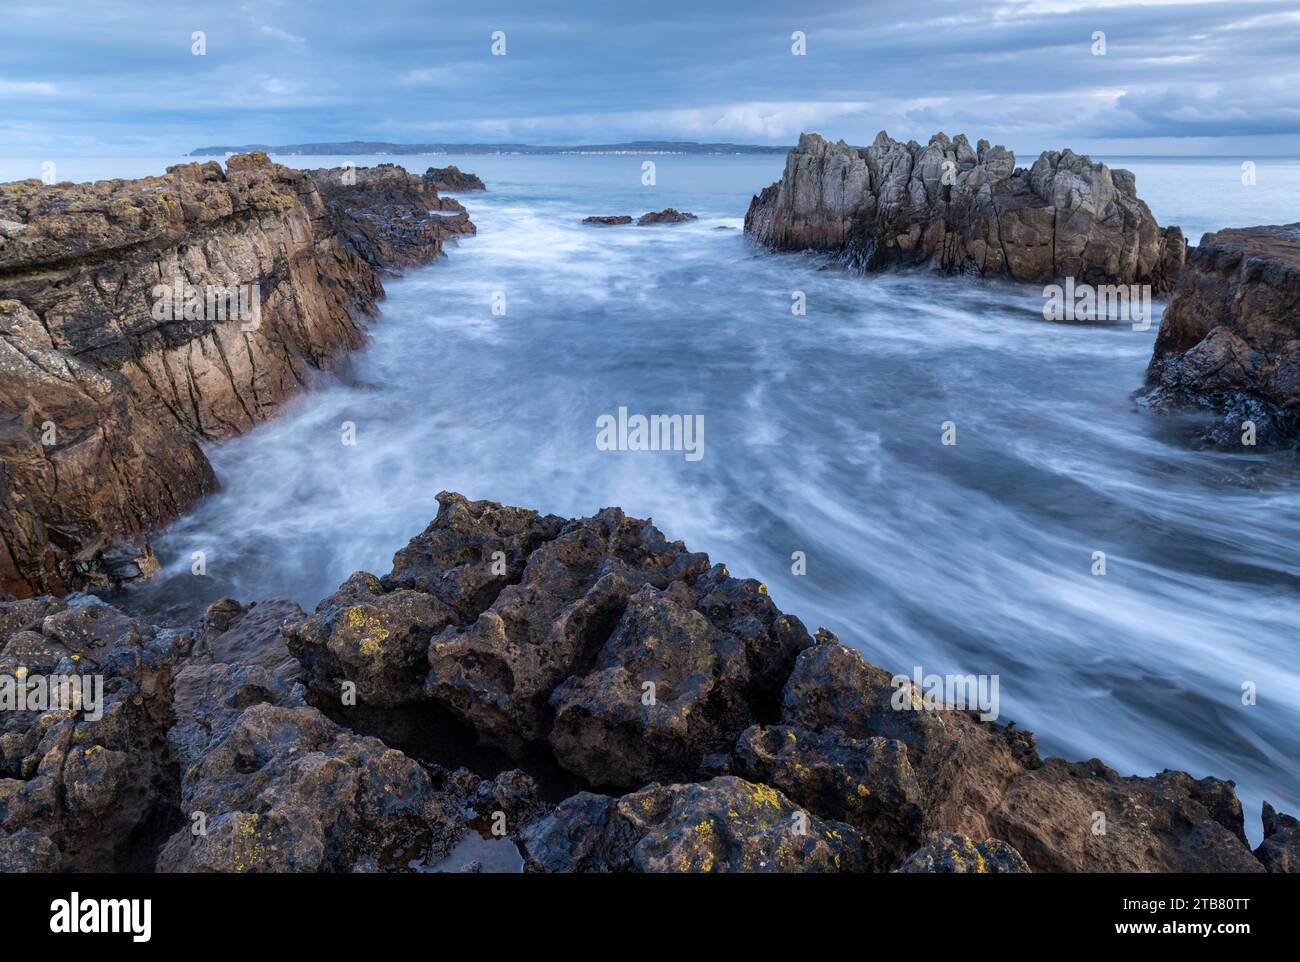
[0,155,477,597]
[423,166,486,192]
[1,495,1295,873]
[746,131,1186,291]
[1143,224,1300,445]
[318,163,474,270]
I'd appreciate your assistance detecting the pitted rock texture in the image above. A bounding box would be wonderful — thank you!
[520,776,870,873]
[895,832,1030,873]
[0,595,187,871]
[746,131,1185,291]
[1,499,1293,873]
[284,494,1287,873]
[0,156,479,597]
[1143,224,1300,444]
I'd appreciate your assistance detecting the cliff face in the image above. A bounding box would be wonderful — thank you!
[1144,224,1300,444]
[0,155,476,597]
[746,131,1186,291]
[1,494,1292,873]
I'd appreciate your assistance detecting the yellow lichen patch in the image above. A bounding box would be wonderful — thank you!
[342,606,390,656]
[749,783,783,810]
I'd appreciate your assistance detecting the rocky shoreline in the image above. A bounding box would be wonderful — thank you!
[1,493,1294,873]
[0,155,475,598]
[1143,224,1300,445]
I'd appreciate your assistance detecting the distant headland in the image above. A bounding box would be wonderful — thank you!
[188,140,792,157]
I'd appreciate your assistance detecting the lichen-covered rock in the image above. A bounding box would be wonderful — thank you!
[729,723,923,869]
[989,759,1265,873]
[423,505,713,754]
[895,832,1030,873]
[521,776,869,873]
[0,595,187,871]
[0,827,61,872]
[780,638,1035,844]
[746,131,1185,291]
[1143,224,1300,444]
[1254,801,1300,873]
[548,583,754,786]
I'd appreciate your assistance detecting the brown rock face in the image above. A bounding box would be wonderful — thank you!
[0,155,478,596]
[280,493,1285,873]
[746,131,1185,291]
[1144,224,1300,444]
[423,165,486,192]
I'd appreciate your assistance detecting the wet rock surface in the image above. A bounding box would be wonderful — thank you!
[0,495,1290,872]
[637,208,698,225]
[582,215,633,226]
[1143,224,1300,445]
[0,156,480,597]
[746,131,1185,291]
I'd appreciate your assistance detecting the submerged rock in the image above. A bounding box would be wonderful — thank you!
[1143,224,1300,445]
[637,208,698,225]
[582,215,633,225]
[746,131,1185,291]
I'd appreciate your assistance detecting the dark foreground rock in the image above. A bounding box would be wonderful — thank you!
[0,156,480,597]
[1143,224,1300,445]
[746,131,1185,291]
[1,494,1292,872]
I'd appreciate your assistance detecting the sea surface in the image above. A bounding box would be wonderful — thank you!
[12,151,1300,841]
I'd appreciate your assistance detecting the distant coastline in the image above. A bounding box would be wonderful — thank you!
[188,140,792,157]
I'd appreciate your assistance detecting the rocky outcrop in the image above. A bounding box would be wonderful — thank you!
[746,131,1185,291]
[0,155,479,597]
[424,165,486,192]
[637,208,697,225]
[895,833,1030,873]
[582,216,633,226]
[317,163,474,271]
[1143,224,1300,444]
[281,492,1288,873]
[1,496,1293,873]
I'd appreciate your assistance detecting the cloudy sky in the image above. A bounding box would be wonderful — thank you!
[2,0,1298,157]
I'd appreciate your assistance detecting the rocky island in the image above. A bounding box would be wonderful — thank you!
[746,131,1186,291]
[0,493,1294,873]
[0,155,476,598]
